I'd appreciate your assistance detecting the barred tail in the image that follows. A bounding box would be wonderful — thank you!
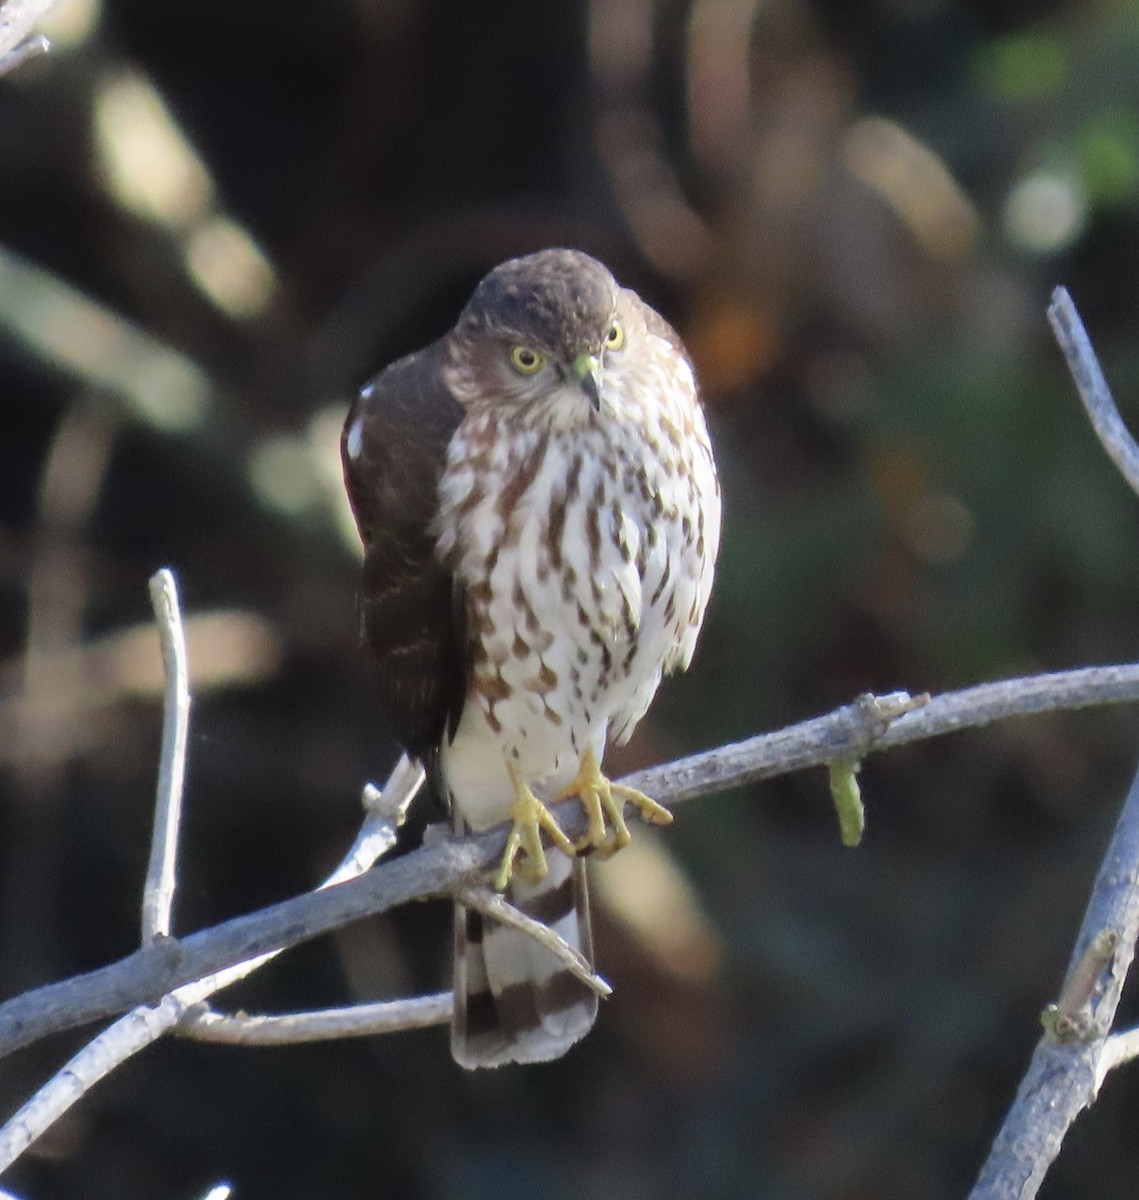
[451,854,598,1068]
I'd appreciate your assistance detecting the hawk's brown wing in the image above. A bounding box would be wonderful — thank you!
[341,341,468,764]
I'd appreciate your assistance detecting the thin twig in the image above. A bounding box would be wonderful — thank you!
[178,993,452,1045]
[457,885,612,998]
[3,665,1139,1067]
[197,1186,232,1200]
[0,691,423,1177]
[0,0,55,76]
[0,769,415,1171]
[1053,929,1118,1029]
[969,293,1139,1199]
[0,31,46,75]
[1047,286,1139,500]
[1096,1025,1139,1089]
[141,570,190,943]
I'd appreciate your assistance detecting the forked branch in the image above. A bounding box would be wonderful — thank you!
[4,288,1139,1197]
[4,664,1139,1072]
[967,286,1139,1199]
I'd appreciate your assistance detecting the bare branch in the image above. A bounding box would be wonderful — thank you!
[0,30,45,74]
[3,292,1139,1183]
[0,0,54,76]
[457,885,612,998]
[968,758,1139,1200]
[0,580,425,1173]
[616,667,1139,808]
[1096,1025,1139,1089]
[3,665,1139,1068]
[323,759,422,886]
[178,993,452,1045]
[141,569,190,943]
[1047,286,1139,500]
[0,766,416,1172]
[0,991,205,1171]
[3,577,344,1168]
[968,292,1139,1198]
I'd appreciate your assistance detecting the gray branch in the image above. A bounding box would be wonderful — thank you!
[966,287,1139,1198]
[968,760,1139,1199]
[0,0,54,76]
[3,665,1139,1062]
[1048,286,1139,497]
[180,993,453,1045]
[141,569,190,943]
[0,284,1136,1192]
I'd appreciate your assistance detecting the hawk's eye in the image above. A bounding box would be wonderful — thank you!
[509,346,545,374]
[604,321,624,350]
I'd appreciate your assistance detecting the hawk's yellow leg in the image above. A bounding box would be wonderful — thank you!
[495,762,578,891]
[555,747,673,859]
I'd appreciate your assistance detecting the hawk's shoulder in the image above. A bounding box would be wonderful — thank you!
[624,288,698,389]
[342,342,464,541]
[341,341,469,763]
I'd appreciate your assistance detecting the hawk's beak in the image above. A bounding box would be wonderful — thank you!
[573,352,603,411]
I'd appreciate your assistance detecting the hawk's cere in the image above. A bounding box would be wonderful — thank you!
[342,249,721,1068]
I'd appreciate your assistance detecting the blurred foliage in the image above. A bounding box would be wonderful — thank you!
[4,0,1139,1197]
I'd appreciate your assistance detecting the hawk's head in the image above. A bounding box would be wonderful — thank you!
[447,249,630,415]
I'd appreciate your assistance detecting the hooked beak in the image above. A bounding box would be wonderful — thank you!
[572,352,602,411]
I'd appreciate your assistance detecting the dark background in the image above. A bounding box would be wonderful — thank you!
[3,0,1139,1196]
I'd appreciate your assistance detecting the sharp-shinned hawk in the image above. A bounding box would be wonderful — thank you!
[342,248,720,1067]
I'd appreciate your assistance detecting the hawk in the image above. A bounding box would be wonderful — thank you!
[342,249,720,1068]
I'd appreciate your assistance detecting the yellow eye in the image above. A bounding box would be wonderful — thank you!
[605,321,624,350]
[510,346,544,374]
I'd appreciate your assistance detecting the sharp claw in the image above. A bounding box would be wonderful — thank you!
[493,752,673,890]
[555,750,672,860]
[537,805,577,856]
[613,783,673,827]
[495,765,577,890]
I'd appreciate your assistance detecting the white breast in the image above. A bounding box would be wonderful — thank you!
[437,330,720,830]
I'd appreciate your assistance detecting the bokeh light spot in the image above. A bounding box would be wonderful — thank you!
[184,217,276,319]
[92,70,213,228]
[247,435,323,517]
[1004,172,1086,254]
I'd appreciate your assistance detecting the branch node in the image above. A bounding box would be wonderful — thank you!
[361,754,424,824]
[856,689,931,739]
[152,932,185,977]
[837,690,932,761]
[1042,927,1120,1043]
[824,691,928,846]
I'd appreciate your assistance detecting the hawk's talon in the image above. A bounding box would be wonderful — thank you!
[613,783,673,827]
[556,749,672,860]
[494,753,673,889]
[495,766,576,891]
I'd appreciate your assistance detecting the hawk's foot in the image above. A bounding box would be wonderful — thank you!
[556,748,673,859]
[495,764,577,891]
